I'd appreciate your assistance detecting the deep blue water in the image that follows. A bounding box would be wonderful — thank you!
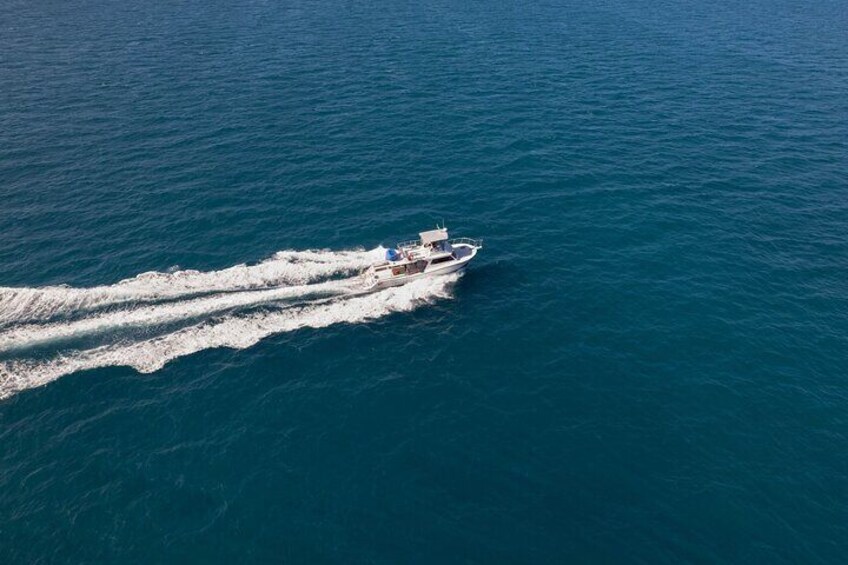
[2,0,847,562]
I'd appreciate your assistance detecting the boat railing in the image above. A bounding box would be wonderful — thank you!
[397,237,483,249]
[396,239,419,250]
[449,237,483,248]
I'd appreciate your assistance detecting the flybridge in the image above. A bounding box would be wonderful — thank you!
[418,228,449,245]
[396,227,481,252]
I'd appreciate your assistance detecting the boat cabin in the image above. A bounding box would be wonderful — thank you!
[362,227,482,290]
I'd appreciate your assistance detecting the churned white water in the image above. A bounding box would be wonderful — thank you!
[0,247,386,326]
[0,248,457,399]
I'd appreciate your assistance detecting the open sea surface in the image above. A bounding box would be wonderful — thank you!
[1,0,847,562]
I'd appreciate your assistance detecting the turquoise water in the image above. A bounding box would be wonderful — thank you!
[2,0,847,562]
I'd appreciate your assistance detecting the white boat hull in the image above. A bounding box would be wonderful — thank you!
[362,243,479,291]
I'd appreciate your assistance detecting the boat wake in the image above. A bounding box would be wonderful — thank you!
[0,248,385,326]
[0,247,459,400]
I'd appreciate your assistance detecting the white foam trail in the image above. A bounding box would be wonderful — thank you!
[0,278,357,353]
[0,274,457,399]
[0,247,385,325]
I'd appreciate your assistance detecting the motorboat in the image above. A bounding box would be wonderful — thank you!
[362,227,482,290]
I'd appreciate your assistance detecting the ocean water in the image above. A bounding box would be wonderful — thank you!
[1,0,847,562]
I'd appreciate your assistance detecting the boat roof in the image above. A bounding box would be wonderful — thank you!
[419,228,448,244]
